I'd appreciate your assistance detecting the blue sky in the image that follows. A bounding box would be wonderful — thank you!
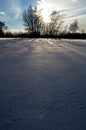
[0,0,86,32]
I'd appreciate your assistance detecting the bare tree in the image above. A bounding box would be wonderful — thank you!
[69,19,79,33]
[0,21,7,35]
[23,5,43,35]
[48,11,64,35]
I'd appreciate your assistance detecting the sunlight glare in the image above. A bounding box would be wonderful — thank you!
[37,0,52,23]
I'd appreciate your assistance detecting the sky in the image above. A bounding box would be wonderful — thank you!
[0,0,86,32]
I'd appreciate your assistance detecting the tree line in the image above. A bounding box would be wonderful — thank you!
[23,5,79,36]
[0,5,85,38]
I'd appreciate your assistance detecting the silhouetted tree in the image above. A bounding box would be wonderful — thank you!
[69,19,79,33]
[48,11,64,35]
[0,21,7,36]
[23,5,43,35]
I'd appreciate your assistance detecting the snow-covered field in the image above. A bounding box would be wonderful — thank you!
[0,38,86,130]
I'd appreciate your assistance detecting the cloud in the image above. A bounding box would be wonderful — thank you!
[37,0,80,22]
[38,0,77,9]
[7,0,22,20]
[12,6,21,20]
[37,0,85,11]
[37,0,86,20]
[0,11,6,15]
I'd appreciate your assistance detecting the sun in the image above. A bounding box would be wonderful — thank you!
[41,8,50,23]
[37,0,51,23]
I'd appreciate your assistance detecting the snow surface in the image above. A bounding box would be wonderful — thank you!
[0,38,86,130]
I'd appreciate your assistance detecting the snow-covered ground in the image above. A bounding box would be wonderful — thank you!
[0,38,86,130]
